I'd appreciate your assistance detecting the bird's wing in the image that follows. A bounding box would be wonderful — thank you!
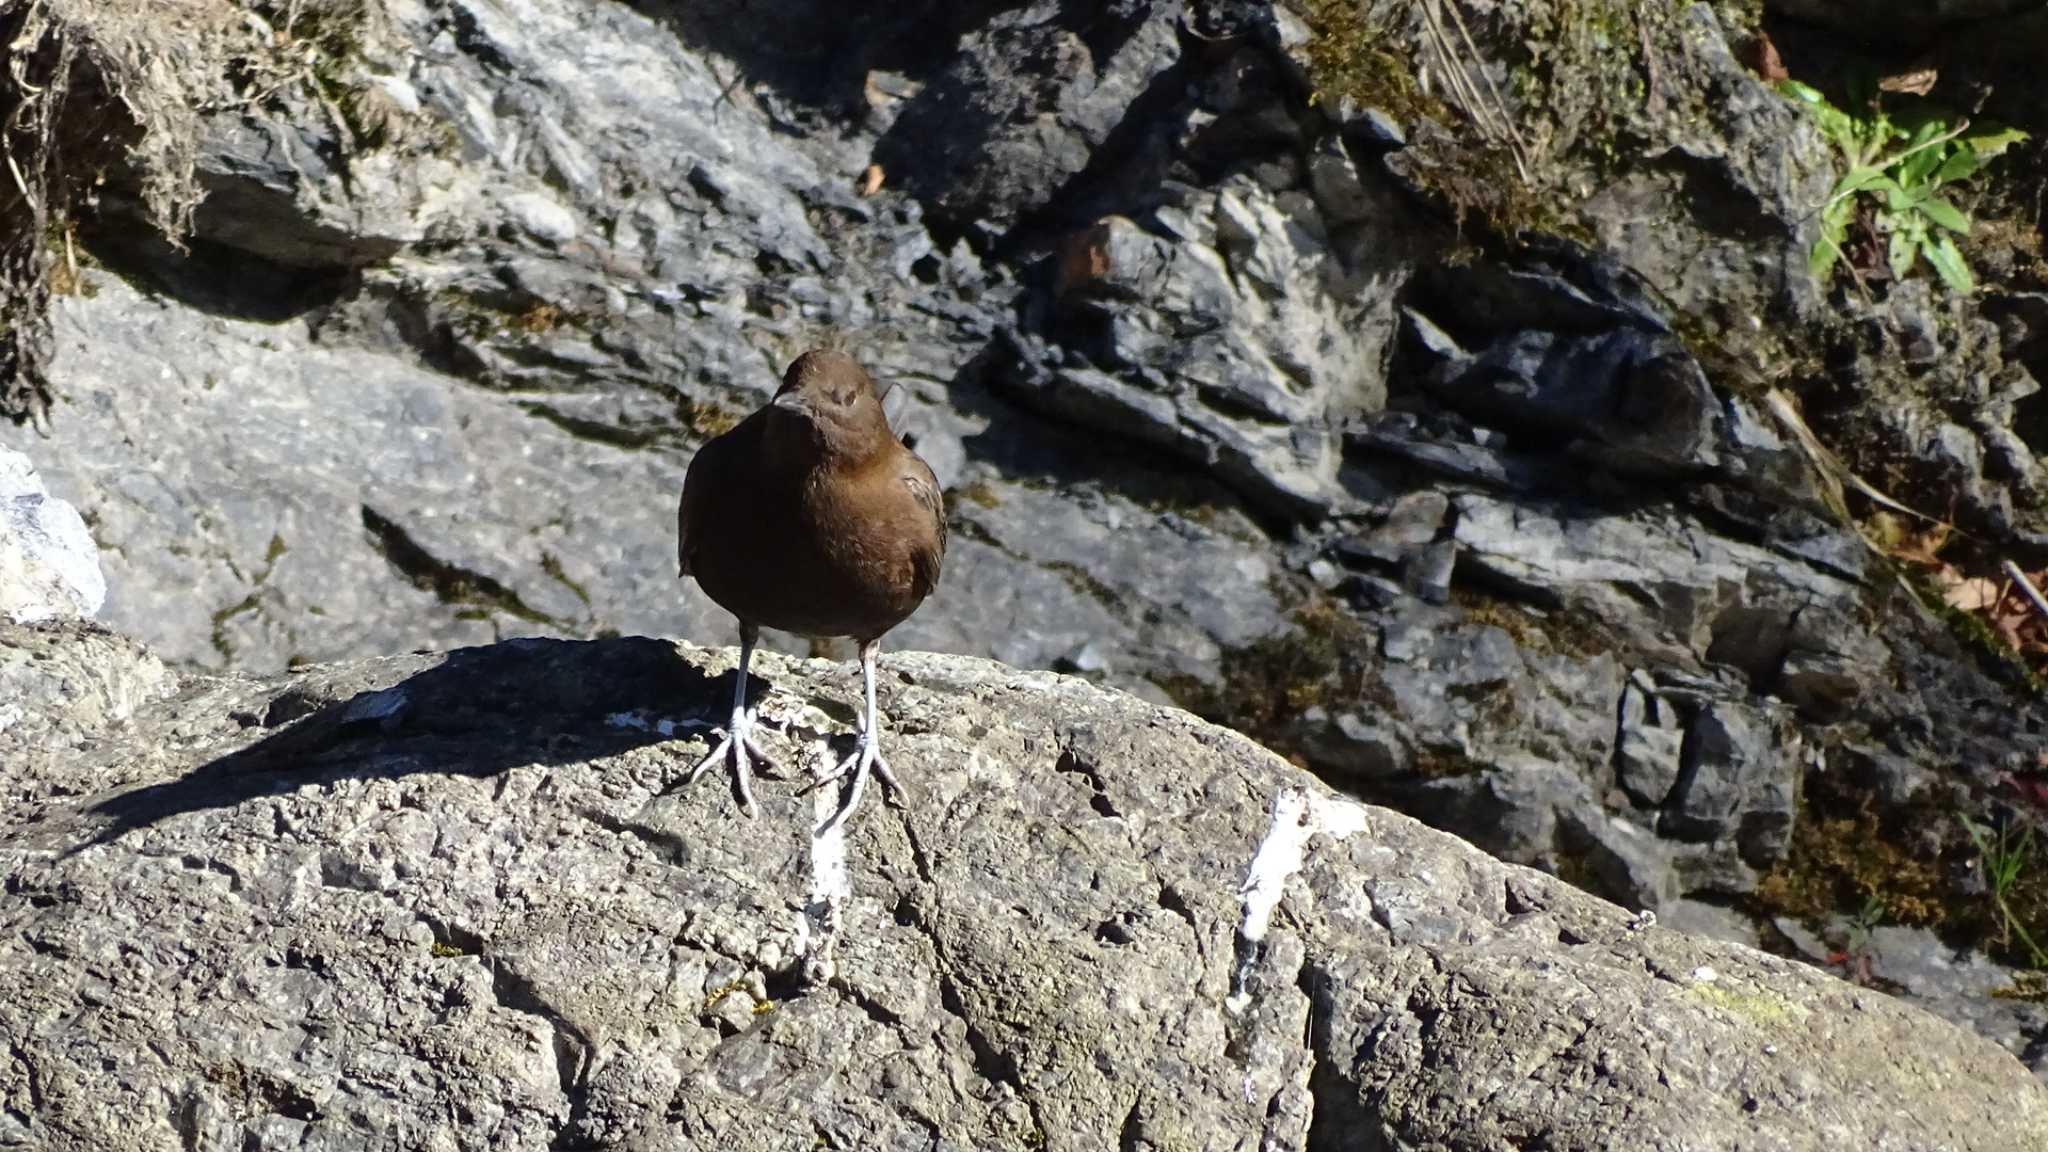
[677,443,713,577]
[902,462,946,602]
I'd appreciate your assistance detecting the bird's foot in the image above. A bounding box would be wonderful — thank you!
[682,706,780,818]
[807,727,902,832]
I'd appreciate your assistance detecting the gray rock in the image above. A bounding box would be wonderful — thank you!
[0,447,105,624]
[1617,674,1685,809]
[1661,700,1800,871]
[2,625,2042,1149]
[12,0,2048,1088]
[0,621,169,763]
[871,0,1183,234]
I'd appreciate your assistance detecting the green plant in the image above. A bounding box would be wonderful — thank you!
[1963,816,2047,969]
[1780,80,2027,293]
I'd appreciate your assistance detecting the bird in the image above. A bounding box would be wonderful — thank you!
[676,348,946,828]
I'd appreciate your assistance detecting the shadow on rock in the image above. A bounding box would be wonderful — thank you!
[626,0,1013,115]
[79,636,740,851]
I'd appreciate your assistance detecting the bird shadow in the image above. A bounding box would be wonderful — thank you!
[77,636,756,853]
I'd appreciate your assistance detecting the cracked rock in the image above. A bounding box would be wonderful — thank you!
[1,624,2042,1149]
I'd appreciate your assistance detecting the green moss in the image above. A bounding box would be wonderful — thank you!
[208,592,262,663]
[1751,758,2048,971]
[1893,557,2048,697]
[1294,0,1444,128]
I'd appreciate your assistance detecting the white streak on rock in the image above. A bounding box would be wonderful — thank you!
[802,738,849,984]
[1227,785,1369,1014]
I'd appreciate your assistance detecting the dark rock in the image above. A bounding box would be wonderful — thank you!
[1617,674,1685,809]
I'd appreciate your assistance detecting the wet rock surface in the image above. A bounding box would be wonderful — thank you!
[1,625,2042,1150]
[6,0,2048,1087]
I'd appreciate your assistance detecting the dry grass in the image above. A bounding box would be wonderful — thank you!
[1,0,374,423]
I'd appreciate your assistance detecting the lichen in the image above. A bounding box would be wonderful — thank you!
[1688,981,1803,1026]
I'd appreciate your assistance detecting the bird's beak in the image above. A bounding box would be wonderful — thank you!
[771,391,812,418]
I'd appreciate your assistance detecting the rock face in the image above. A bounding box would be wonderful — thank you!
[1,624,2042,1150]
[6,0,2048,1090]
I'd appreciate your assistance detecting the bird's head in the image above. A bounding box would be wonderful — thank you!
[767,349,895,462]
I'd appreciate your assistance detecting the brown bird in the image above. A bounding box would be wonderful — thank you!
[676,349,946,827]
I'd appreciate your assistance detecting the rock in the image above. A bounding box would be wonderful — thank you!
[0,447,105,623]
[0,621,168,762]
[1660,700,1800,870]
[1008,170,1418,518]
[1616,673,1685,809]
[499,191,579,247]
[10,0,2048,1085]
[871,0,1183,235]
[2,625,2043,1149]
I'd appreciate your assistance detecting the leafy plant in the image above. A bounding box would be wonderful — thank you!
[1780,80,2028,293]
[1964,816,2047,969]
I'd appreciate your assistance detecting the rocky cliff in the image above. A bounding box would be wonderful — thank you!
[2,621,2044,1149]
[3,0,2048,1115]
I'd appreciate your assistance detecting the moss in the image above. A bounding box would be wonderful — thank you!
[1157,595,1371,753]
[1294,0,1445,128]
[208,592,263,664]
[1993,971,2048,1002]
[1752,776,1955,931]
[513,300,562,335]
[1750,759,2048,970]
[1451,586,1613,659]
[1412,747,1490,779]
[1895,557,2048,697]
[428,940,467,958]
[701,977,751,1012]
[1045,561,1120,611]
[952,479,1003,509]
[680,396,740,440]
[539,552,592,609]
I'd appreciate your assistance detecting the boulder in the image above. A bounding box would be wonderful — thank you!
[0,448,106,624]
[1,625,2041,1149]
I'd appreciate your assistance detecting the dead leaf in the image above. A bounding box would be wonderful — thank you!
[1944,576,2002,612]
[1879,68,1938,96]
[857,164,884,198]
[1753,33,1788,83]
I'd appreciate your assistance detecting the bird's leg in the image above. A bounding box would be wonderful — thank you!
[684,624,779,817]
[816,639,903,830]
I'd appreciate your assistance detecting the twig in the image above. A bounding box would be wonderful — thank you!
[2002,560,2048,622]
[1439,0,1532,179]
[5,153,37,213]
[1763,389,1952,530]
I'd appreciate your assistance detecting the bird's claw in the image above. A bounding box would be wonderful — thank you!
[810,729,902,832]
[683,706,780,818]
